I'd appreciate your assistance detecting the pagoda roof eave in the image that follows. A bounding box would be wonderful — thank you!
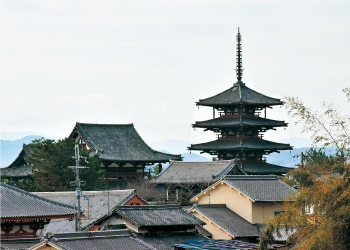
[196,83,283,107]
[188,139,292,152]
[193,117,287,129]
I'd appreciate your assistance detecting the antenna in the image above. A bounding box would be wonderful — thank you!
[235,27,244,83]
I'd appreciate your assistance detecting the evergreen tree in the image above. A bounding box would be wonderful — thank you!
[16,138,106,192]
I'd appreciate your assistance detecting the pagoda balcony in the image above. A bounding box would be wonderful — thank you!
[218,113,261,118]
[217,135,262,141]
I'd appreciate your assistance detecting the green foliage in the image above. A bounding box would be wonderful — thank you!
[151,164,161,176]
[16,138,106,192]
[259,90,350,250]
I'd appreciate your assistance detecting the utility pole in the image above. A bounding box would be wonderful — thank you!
[69,144,89,232]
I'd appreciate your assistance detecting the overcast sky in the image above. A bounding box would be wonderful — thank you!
[1,1,350,148]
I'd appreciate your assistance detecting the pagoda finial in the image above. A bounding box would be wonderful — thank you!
[235,27,243,83]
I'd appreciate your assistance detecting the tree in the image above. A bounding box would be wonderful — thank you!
[259,89,350,250]
[16,138,106,192]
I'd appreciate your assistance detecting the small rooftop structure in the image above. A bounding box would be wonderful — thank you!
[151,160,237,184]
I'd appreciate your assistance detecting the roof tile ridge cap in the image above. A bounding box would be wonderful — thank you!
[277,178,295,191]
[118,190,142,206]
[1,182,78,211]
[213,159,237,179]
[114,209,140,226]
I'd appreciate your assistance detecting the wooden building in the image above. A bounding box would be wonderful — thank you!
[0,183,77,239]
[188,29,293,175]
[1,144,37,181]
[189,175,295,241]
[69,122,182,186]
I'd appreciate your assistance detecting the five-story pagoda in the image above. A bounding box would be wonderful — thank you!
[188,29,293,175]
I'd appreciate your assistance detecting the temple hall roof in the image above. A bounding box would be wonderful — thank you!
[188,139,292,152]
[191,204,260,237]
[69,123,182,163]
[193,116,287,129]
[115,204,205,227]
[151,160,236,184]
[33,189,142,234]
[1,144,38,178]
[196,82,283,107]
[0,183,77,221]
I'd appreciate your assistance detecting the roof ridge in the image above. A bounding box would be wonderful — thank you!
[32,189,135,196]
[213,160,237,179]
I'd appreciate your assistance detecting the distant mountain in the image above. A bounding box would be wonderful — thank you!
[1,131,57,140]
[267,147,336,168]
[1,135,43,168]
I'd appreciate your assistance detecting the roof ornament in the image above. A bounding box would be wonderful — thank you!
[235,27,244,84]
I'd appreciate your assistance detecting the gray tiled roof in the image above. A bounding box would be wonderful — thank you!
[192,204,260,237]
[151,160,236,184]
[193,116,287,129]
[0,238,41,250]
[223,175,295,202]
[240,162,294,175]
[115,204,205,226]
[137,233,206,250]
[189,139,292,152]
[197,83,283,107]
[33,189,139,234]
[69,123,182,163]
[49,229,157,250]
[0,183,77,220]
[2,144,38,178]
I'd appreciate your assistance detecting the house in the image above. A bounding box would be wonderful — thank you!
[1,144,37,181]
[0,183,77,239]
[32,189,147,235]
[189,175,295,241]
[69,122,182,187]
[82,204,207,250]
[151,160,238,202]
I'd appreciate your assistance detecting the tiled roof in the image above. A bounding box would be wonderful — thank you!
[240,162,294,175]
[193,116,287,129]
[138,233,207,250]
[48,229,157,250]
[192,204,260,237]
[0,238,41,250]
[197,83,283,107]
[115,204,205,226]
[2,144,38,178]
[0,183,77,221]
[173,239,262,249]
[1,165,33,178]
[69,123,182,163]
[151,160,236,184]
[33,189,140,234]
[189,139,292,152]
[223,175,295,202]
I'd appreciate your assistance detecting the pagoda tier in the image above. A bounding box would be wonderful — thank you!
[188,28,293,175]
[193,115,287,132]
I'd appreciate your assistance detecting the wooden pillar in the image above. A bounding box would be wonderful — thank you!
[158,163,162,173]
